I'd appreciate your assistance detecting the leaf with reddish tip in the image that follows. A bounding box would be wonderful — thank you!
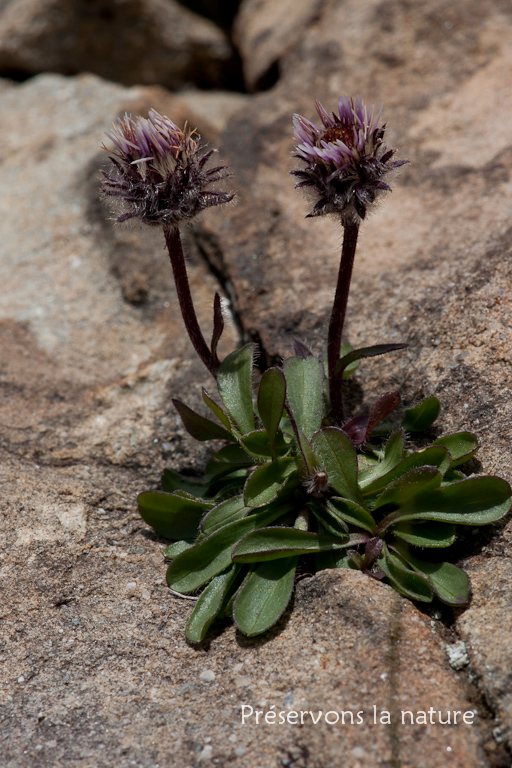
[367,391,401,436]
[293,339,313,359]
[211,292,224,363]
[342,413,370,446]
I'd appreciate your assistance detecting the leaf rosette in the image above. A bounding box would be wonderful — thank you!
[138,351,511,640]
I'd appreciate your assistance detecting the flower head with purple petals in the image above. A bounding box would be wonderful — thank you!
[291,96,406,223]
[101,109,233,227]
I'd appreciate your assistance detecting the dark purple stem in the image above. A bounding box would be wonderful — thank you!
[327,220,360,425]
[163,224,218,378]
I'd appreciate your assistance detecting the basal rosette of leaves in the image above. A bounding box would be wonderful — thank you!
[138,343,512,642]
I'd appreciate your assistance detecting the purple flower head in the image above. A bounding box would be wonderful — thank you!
[291,96,407,223]
[101,109,233,227]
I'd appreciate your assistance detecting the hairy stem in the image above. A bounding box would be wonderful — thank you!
[163,224,218,378]
[327,220,360,425]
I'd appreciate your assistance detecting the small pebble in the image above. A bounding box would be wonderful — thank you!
[198,745,213,761]
[17,676,25,683]
[446,641,470,670]
[200,669,215,682]
[126,581,137,596]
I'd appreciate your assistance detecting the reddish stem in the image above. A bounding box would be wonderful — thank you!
[163,224,218,378]
[327,220,360,425]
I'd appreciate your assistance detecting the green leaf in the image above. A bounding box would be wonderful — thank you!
[258,367,286,459]
[204,445,255,486]
[373,466,443,511]
[361,445,451,497]
[379,475,511,529]
[311,427,361,502]
[393,544,469,605]
[294,427,318,475]
[172,398,233,442]
[202,388,233,432]
[162,468,211,498]
[307,499,349,538]
[209,443,255,468]
[217,343,255,435]
[391,521,456,548]
[244,457,298,507]
[166,504,288,593]
[240,429,289,460]
[284,357,324,438]
[233,527,350,562]
[432,432,479,468]
[315,550,354,570]
[207,470,249,499]
[164,539,195,560]
[358,430,405,488]
[442,468,466,485]
[186,566,240,643]
[233,557,298,637]
[201,494,249,535]
[378,545,433,602]
[339,343,359,378]
[138,491,210,540]
[335,343,408,376]
[402,396,441,432]
[327,497,377,534]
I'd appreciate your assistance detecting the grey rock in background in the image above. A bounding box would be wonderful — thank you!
[0,0,233,89]
[233,0,324,91]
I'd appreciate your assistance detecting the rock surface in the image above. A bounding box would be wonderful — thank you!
[1,0,512,766]
[234,0,323,91]
[0,0,233,89]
